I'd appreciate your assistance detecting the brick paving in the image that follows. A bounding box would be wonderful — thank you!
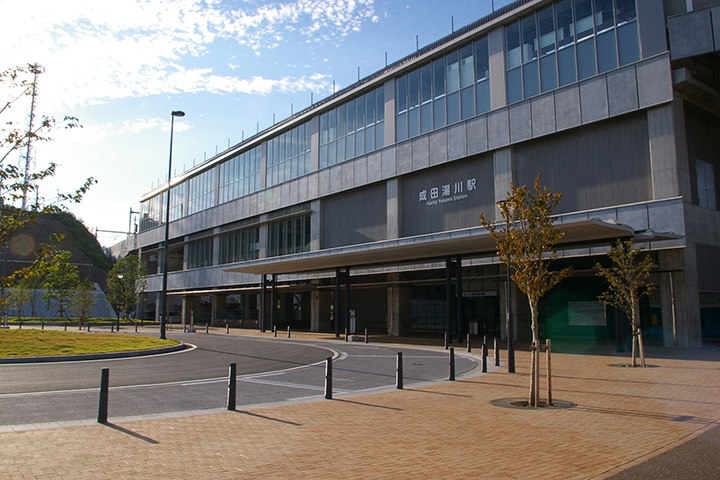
[1,332,719,479]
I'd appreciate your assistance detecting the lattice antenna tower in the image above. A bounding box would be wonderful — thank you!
[21,63,44,211]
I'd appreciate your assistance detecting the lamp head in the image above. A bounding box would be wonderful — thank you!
[171,110,185,117]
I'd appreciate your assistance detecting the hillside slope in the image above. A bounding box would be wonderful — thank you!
[5,211,113,289]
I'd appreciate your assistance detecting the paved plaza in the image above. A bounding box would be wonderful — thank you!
[1,330,719,479]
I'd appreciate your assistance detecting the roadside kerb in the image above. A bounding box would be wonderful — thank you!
[0,342,187,364]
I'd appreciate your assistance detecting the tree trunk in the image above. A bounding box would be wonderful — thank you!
[634,304,646,367]
[529,301,540,407]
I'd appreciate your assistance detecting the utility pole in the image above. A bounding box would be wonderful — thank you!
[21,63,44,211]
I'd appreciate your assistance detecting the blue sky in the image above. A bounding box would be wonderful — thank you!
[1,0,511,247]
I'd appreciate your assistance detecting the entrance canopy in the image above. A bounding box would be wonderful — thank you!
[225,218,680,276]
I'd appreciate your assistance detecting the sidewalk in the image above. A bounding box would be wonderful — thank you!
[2,332,719,479]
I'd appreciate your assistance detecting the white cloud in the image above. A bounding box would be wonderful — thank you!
[0,0,375,110]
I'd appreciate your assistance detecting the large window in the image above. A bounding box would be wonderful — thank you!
[187,168,217,216]
[267,213,311,257]
[139,192,165,231]
[218,227,260,264]
[218,146,261,204]
[267,122,311,187]
[186,237,213,269]
[411,286,447,331]
[168,184,185,222]
[319,86,385,169]
[505,0,639,104]
[395,37,489,142]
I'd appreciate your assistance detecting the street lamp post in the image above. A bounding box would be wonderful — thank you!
[159,110,185,340]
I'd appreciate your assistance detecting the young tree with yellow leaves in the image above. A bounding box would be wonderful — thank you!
[480,174,571,407]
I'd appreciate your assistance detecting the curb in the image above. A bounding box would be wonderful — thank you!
[0,343,187,364]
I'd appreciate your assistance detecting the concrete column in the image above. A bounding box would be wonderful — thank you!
[658,247,702,347]
[258,214,268,259]
[310,115,320,172]
[211,295,227,326]
[310,199,321,251]
[637,0,669,58]
[487,26,506,111]
[387,274,411,336]
[387,178,400,239]
[181,296,200,328]
[493,147,514,221]
[647,102,692,201]
[311,291,332,332]
[384,78,396,146]
[498,276,519,342]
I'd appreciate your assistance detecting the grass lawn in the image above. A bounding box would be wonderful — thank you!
[0,329,180,358]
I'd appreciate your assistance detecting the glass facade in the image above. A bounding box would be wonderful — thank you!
[140,192,165,231]
[187,169,216,216]
[395,37,489,142]
[219,146,261,204]
[138,0,649,276]
[411,286,447,331]
[319,86,385,169]
[267,122,311,187]
[186,237,213,269]
[168,185,185,222]
[505,0,639,104]
[267,214,311,257]
[218,227,260,264]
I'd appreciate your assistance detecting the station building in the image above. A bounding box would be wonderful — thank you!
[114,0,720,347]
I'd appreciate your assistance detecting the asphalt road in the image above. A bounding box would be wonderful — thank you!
[0,332,478,426]
[607,423,720,479]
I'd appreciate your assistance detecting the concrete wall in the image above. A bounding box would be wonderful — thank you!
[667,6,720,59]
[134,53,674,251]
[321,182,387,248]
[514,111,653,213]
[400,154,495,236]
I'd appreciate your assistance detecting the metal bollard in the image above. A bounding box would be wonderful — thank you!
[287,326,291,338]
[324,357,333,400]
[449,347,456,381]
[227,363,237,411]
[365,328,368,344]
[98,368,109,423]
[41,321,44,330]
[273,326,277,337]
[396,352,404,389]
[546,339,553,406]
[64,323,67,332]
[494,337,500,367]
[444,337,449,350]
[226,323,229,334]
[467,333,471,353]
[482,341,488,373]
[344,328,348,342]
[206,322,209,334]
[135,323,138,333]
